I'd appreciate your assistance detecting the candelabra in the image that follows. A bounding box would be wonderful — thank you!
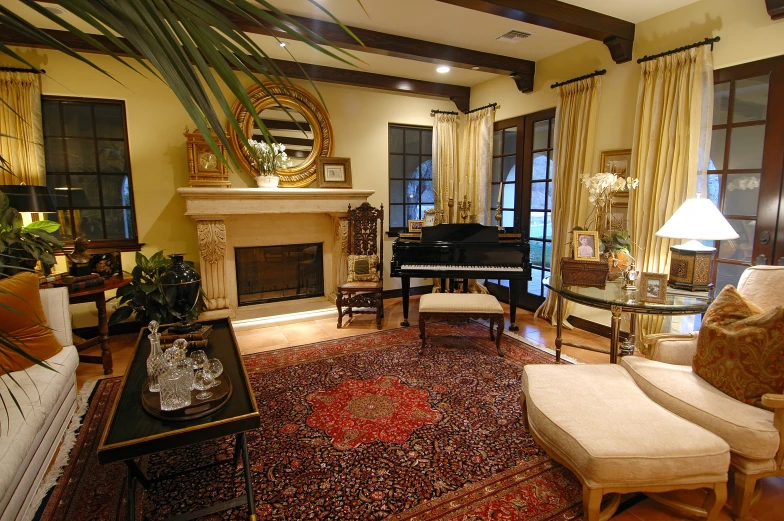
[495,208,504,231]
[458,195,472,223]
[447,198,454,224]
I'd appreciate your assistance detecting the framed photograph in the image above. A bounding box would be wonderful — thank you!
[408,219,424,233]
[572,230,600,261]
[600,149,632,210]
[639,272,668,304]
[423,208,440,227]
[316,157,352,188]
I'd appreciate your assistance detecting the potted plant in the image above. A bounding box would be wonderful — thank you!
[248,140,293,188]
[0,190,62,276]
[600,229,633,279]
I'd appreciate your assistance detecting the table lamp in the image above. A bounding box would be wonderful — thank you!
[655,196,738,291]
[0,184,57,224]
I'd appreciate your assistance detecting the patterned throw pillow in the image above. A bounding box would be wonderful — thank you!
[693,285,784,409]
[347,254,379,282]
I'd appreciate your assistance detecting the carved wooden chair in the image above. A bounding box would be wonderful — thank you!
[336,203,384,329]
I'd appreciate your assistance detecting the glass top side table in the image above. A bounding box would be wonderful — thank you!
[543,277,712,363]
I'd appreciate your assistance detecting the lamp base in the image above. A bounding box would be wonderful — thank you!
[668,242,714,292]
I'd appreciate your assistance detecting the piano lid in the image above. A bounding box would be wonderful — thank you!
[420,223,499,243]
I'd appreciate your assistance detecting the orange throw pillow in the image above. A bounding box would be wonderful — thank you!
[693,285,784,409]
[0,272,63,371]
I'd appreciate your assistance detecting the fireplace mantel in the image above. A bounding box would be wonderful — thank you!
[177,187,375,320]
[177,187,376,216]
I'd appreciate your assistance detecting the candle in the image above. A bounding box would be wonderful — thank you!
[497,183,503,208]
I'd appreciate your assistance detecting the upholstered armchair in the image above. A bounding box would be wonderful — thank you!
[336,203,384,329]
[624,266,784,519]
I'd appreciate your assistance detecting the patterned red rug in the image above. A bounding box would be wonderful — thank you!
[36,323,585,521]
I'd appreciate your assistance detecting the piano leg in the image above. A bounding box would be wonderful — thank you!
[462,279,468,293]
[508,280,520,331]
[401,276,410,326]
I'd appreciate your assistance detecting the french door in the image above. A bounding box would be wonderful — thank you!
[709,55,784,291]
[487,108,556,311]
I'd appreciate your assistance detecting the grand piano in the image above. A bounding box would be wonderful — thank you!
[390,223,531,330]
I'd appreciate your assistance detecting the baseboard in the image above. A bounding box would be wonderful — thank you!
[567,316,629,341]
[382,285,433,300]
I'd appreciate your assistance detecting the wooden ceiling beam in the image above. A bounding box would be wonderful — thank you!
[0,26,471,112]
[435,0,635,64]
[766,0,784,20]
[218,8,535,92]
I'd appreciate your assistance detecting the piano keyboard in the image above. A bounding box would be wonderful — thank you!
[400,264,526,272]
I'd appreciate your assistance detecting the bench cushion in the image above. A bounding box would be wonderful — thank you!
[523,364,730,489]
[621,356,778,461]
[419,293,503,314]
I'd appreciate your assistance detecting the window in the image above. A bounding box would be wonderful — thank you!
[42,97,138,249]
[388,124,433,233]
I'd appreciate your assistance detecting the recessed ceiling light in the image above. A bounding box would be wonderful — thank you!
[436,66,451,74]
[471,66,480,71]
[279,41,287,47]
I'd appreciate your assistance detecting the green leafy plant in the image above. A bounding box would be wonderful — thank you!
[0,191,62,276]
[601,229,631,254]
[109,251,201,326]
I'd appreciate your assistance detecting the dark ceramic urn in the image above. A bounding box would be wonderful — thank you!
[159,254,201,333]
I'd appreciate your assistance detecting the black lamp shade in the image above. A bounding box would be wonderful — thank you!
[0,185,57,213]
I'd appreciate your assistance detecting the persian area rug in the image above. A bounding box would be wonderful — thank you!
[36,323,585,521]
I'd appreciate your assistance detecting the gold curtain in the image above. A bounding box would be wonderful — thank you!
[535,76,602,323]
[432,112,458,223]
[0,71,45,185]
[459,106,495,225]
[630,46,714,339]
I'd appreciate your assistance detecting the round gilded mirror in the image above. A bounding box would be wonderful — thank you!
[228,83,333,187]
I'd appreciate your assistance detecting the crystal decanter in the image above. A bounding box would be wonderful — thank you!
[146,320,167,392]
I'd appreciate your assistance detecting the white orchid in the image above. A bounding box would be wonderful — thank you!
[248,139,293,176]
[581,172,638,206]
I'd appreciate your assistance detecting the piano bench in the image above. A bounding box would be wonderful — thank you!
[418,293,505,357]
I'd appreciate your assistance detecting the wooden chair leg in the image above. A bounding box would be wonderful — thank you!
[418,315,426,355]
[489,317,495,340]
[376,293,383,329]
[704,482,728,521]
[336,292,343,328]
[732,470,758,520]
[495,316,503,357]
[582,485,603,521]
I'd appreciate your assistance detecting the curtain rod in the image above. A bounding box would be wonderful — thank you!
[637,36,720,63]
[0,66,46,74]
[430,109,459,116]
[465,102,497,114]
[551,69,606,89]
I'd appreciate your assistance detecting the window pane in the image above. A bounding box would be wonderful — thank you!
[389,155,404,178]
[718,219,755,263]
[105,209,133,239]
[101,175,130,206]
[406,180,420,203]
[502,182,515,209]
[713,82,730,125]
[65,139,97,172]
[406,205,420,221]
[545,216,552,240]
[75,209,104,239]
[544,242,552,269]
[405,156,420,179]
[709,129,725,170]
[533,120,548,150]
[491,184,500,209]
[546,182,553,210]
[389,127,404,153]
[531,181,546,209]
[420,159,433,179]
[503,156,515,182]
[707,174,721,206]
[728,125,765,170]
[390,181,405,203]
[62,104,94,137]
[42,101,61,137]
[404,129,419,153]
[493,130,502,154]
[390,205,404,227]
[45,138,66,172]
[530,240,543,267]
[94,104,124,139]
[715,262,748,294]
[55,209,74,240]
[530,212,544,240]
[503,128,517,154]
[724,174,760,216]
[421,181,434,204]
[97,140,127,173]
[532,151,548,180]
[492,157,502,183]
[528,269,543,296]
[502,210,514,228]
[732,75,769,123]
[421,130,432,154]
[548,121,554,149]
[69,177,99,207]
[46,175,68,207]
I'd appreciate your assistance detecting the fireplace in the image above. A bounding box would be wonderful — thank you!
[235,243,324,305]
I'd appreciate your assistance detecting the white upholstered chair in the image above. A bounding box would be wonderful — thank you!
[625,265,784,519]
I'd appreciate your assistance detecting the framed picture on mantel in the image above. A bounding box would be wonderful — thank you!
[317,157,352,188]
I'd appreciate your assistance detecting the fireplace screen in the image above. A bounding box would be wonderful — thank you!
[235,243,324,305]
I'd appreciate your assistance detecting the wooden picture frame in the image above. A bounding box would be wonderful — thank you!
[423,208,440,227]
[316,157,352,188]
[639,272,668,304]
[408,219,424,233]
[572,230,600,261]
[600,149,632,211]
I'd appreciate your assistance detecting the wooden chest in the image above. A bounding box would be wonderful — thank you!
[560,257,609,289]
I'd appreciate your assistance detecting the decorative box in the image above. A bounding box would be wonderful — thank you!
[560,257,609,289]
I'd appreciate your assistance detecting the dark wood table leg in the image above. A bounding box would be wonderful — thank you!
[401,276,410,326]
[238,433,257,521]
[508,280,519,331]
[125,463,135,521]
[96,291,113,374]
[555,294,563,362]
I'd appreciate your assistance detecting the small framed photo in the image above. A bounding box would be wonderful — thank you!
[423,208,440,227]
[317,157,352,188]
[572,230,600,261]
[639,272,668,304]
[408,219,424,233]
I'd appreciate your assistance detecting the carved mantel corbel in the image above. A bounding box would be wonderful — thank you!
[197,219,230,315]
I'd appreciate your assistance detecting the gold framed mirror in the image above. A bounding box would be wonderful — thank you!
[228,83,333,187]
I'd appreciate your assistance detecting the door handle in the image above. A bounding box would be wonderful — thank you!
[755,254,767,266]
[759,231,771,245]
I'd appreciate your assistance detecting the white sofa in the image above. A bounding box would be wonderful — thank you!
[0,287,79,521]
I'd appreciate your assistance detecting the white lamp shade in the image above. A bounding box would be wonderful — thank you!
[655,198,739,241]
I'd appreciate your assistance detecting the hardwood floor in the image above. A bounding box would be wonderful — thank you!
[74,295,782,521]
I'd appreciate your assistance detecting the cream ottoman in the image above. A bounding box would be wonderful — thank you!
[521,364,730,521]
[418,293,504,356]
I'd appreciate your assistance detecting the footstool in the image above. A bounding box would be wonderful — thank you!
[521,364,730,521]
[418,293,505,356]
